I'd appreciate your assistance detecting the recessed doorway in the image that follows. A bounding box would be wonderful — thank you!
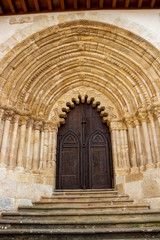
[56,101,113,189]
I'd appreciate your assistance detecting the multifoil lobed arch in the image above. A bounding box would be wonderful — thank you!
[0,20,160,122]
[49,87,119,126]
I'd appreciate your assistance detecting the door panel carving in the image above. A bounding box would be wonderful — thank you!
[56,102,113,189]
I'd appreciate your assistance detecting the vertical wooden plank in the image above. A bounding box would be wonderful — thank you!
[0,4,3,14]
[60,0,65,10]
[125,0,130,7]
[86,0,91,9]
[99,0,104,8]
[150,0,156,7]
[34,0,40,11]
[74,0,78,9]
[47,0,53,10]
[112,0,117,8]
[137,0,143,7]
[7,0,15,13]
[20,0,28,12]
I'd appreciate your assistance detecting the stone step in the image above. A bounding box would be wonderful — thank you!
[42,194,129,200]
[0,227,160,239]
[54,189,117,194]
[33,199,134,206]
[2,209,156,221]
[18,204,149,213]
[55,189,114,192]
[52,191,118,197]
[1,218,160,229]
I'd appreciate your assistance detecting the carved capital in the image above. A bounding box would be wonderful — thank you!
[136,107,148,123]
[147,111,154,122]
[49,124,58,132]
[0,109,4,120]
[12,114,20,124]
[109,120,126,131]
[44,121,57,132]
[27,118,34,128]
[123,116,134,127]
[4,110,14,121]
[133,118,140,126]
[19,116,28,125]
[34,120,43,131]
[43,123,51,131]
[152,105,160,119]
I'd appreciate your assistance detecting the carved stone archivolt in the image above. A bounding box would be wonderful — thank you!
[0,20,160,177]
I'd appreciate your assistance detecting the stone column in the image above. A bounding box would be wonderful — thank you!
[49,124,58,170]
[9,115,20,168]
[148,112,160,167]
[0,110,13,168]
[40,123,49,169]
[119,129,126,169]
[32,121,42,170]
[48,130,53,168]
[25,119,34,170]
[52,125,58,162]
[16,116,28,171]
[124,116,138,172]
[137,107,154,169]
[123,129,130,169]
[110,129,118,169]
[134,118,144,171]
[115,129,121,168]
[0,109,4,146]
[39,124,44,169]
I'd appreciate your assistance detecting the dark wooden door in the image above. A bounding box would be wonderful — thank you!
[56,102,113,189]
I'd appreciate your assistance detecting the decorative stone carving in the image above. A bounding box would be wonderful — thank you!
[108,120,126,131]
[136,106,148,123]
[49,87,118,125]
[4,110,14,121]
[19,116,28,125]
[123,112,134,127]
[34,120,43,131]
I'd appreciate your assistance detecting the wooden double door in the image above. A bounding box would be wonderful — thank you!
[56,102,113,189]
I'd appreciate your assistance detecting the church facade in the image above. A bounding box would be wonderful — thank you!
[0,10,160,211]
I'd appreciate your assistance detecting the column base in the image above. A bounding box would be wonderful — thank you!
[130,166,139,174]
[139,165,145,172]
[156,162,160,168]
[39,161,46,170]
[0,163,6,169]
[15,166,24,172]
[146,163,155,170]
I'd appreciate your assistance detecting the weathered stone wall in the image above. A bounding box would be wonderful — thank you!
[0,13,160,211]
[1,10,160,60]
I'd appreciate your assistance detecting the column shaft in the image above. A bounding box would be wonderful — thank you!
[25,121,33,170]
[127,126,137,169]
[33,129,40,170]
[9,116,19,167]
[17,117,27,169]
[111,130,118,169]
[39,131,44,169]
[150,119,160,165]
[0,118,11,167]
[123,129,130,169]
[135,124,144,170]
[142,121,153,168]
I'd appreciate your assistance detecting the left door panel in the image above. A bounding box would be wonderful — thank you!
[58,132,81,189]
